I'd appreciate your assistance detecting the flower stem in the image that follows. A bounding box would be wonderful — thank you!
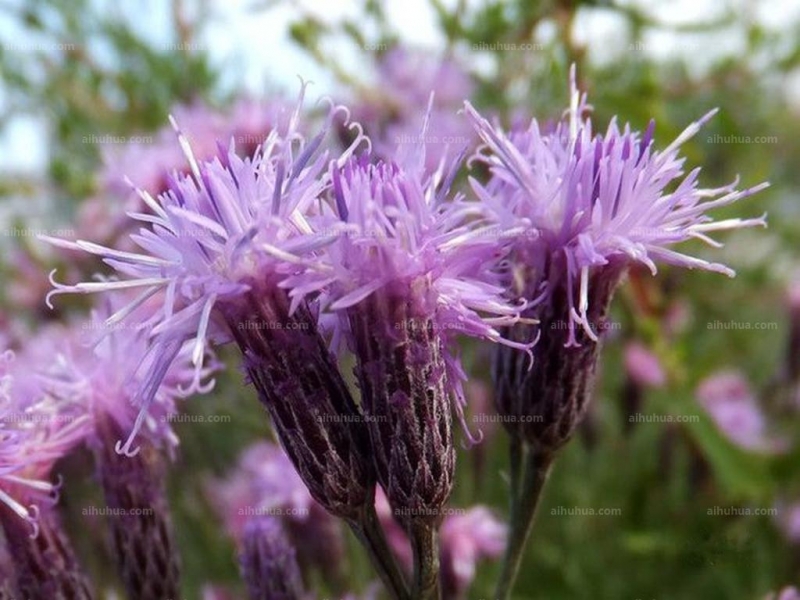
[348,503,410,600]
[409,521,441,600]
[494,445,554,600]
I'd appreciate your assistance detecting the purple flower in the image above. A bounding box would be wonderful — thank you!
[465,66,767,346]
[208,442,344,564]
[374,487,507,599]
[353,47,477,173]
[290,145,531,433]
[696,370,788,453]
[282,143,530,598]
[623,342,666,389]
[0,503,94,598]
[466,66,768,455]
[100,102,227,198]
[0,342,90,536]
[774,500,800,544]
[764,587,800,600]
[239,517,306,600]
[439,506,507,599]
[43,88,365,458]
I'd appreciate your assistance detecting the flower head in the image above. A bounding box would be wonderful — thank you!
[208,442,346,581]
[100,98,287,198]
[289,134,531,431]
[623,341,666,389]
[208,442,318,542]
[0,341,90,536]
[466,66,768,346]
[43,87,366,456]
[696,370,788,453]
[440,506,507,598]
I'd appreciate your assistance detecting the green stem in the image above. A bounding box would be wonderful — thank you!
[508,435,524,516]
[409,521,441,600]
[348,503,410,600]
[494,446,555,600]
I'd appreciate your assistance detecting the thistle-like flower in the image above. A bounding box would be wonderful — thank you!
[208,442,346,583]
[43,89,383,522]
[100,99,288,199]
[45,89,416,600]
[465,66,768,456]
[239,517,306,600]
[60,300,214,600]
[0,341,94,598]
[289,122,529,598]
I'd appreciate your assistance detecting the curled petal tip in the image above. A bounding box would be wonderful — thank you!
[114,439,141,458]
[26,504,40,539]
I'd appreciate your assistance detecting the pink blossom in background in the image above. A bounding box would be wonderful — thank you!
[696,370,788,453]
[774,500,800,544]
[207,442,316,542]
[440,506,507,599]
[764,587,800,600]
[353,47,477,173]
[375,487,507,598]
[624,342,667,388]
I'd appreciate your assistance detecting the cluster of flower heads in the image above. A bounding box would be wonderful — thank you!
[29,63,774,598]
[44,81,545,447]
[40,65,769,466]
